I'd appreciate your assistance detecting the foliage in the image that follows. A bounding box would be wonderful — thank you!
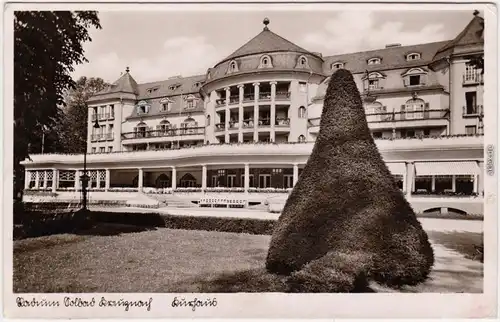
[266,69,434,290]
[58,76,109,153]
[14,11,101,197]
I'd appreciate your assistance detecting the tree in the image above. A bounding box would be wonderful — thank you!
[58,76,109,153]
[266,69,434,292]
[14,11,101,197]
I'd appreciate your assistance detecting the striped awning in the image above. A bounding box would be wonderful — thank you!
[386,162,406,175]
[414,161,479,176]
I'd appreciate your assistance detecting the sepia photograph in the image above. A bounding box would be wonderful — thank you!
[3,1,498,319]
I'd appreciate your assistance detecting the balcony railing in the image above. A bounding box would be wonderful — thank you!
[243,94,254,102]
[259,92,272,101]
[92,113,115,121]
[215,123,225,132]
[242,119,254,128]
[215,99,226,107]
[229,96,239,104]
[365,109,450,123]
[463,73,483,85]
[275,92,291,100]
[121,127,205,140]
[463,105,484,117]
[275,118,290,126]
[90,133,113,142]
[258,118,271,126]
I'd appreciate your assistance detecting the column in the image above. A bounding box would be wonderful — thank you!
[96,170,101,189]
[253,82,260,142]
[171,167,177,190]
[224,87,230,143]
[43,170,48,189]
[451,175,456,192]
[402,162,407,194]
[244,163,250,192]
[431,176,436,192]
[52,169,57,193]
[202,165,207,191]
[138,168,144,192]
[293,163,299,186]
[24,170,30,190]
[105,169,110,192]
[406,162,414,194]
[34,171,40,189]
[75,170,81,190]
[473,174,479,193]
[238,84,244,143]
[270,81,277,142]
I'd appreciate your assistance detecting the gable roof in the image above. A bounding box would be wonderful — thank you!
[323,41,450,75]
[432,14,484,62]
[218,27,318,65]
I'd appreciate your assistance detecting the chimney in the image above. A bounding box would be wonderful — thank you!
[385,43,402,48]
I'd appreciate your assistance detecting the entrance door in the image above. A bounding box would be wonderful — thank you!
[227,175,236,188]
[259,174,271,188]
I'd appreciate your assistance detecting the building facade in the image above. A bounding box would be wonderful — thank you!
[22,13,485,214]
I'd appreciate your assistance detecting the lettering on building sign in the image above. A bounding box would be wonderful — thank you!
[486,144,494,176]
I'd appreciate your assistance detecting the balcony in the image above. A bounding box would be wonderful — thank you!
[242,119,255,129]
[463,105,484,118]
[308,109,450,132]
[259,92,272,101]
[121,127,205,140]
[463,73,483,86]
[229,96,239,105]
[258,118,271,127]
[228,122,239,130]
[243,94,254,102]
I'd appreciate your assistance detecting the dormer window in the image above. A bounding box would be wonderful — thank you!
[136,101,150,114]
[331,62,344,70]
[168,84,181,91]
[259,55,273,69]
[299,56,307,66]
[227,60,239,74]
[363,72,385,90]
[159,97,173,112]
[406,53,421,61]
[402,68,427,87]
[147,87,159,94]
[368,58,381,65]
[194,82,203,88]
[185,95,196,110]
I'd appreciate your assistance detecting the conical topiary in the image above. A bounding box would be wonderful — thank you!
[266,69,434,292]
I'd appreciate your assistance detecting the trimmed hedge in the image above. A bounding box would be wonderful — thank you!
[266,69,434,291]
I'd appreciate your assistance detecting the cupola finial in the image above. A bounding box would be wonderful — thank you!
[126,66,130,73]
[263,17,270,30]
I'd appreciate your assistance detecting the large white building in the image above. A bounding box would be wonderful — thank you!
[22,13,485,214]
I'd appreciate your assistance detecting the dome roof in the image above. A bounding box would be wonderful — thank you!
[216,18,320,66]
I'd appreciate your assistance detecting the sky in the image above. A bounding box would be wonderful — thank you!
[71,9,477,84]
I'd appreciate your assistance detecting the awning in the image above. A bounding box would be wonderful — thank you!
[386,162,406,175]
[414,161,479,176]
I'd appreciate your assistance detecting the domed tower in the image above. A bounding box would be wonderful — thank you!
[201,18,326,144]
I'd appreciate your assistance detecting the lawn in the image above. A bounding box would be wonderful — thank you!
[13,223,483,293]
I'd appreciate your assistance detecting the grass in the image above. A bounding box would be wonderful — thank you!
[427,231,483,262]
[13,223,484,293]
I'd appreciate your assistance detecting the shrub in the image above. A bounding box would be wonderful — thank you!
[266,69,434,291]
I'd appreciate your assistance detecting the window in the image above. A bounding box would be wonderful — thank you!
[227,175,236,188]
[331,62,344,69]
[260,55,273,68]
[158,120,171,135]
[414,176,432,192]
[186,100,195,109]
[465,65,478,82]
[456,175,474,194]
[92,147,96,153]
[181,117,198,134]
[435,175,453,193]
[58,170,76,189]
[406,53,421,61]
[297,56,308,68]
[465,91,477,114]
[298,106,306,118]
[207,115,211,126]
[136,101,149,114]
[298,135,306,143]
[99,147,105,153]
[404,98,425,119]
[299,82,307,93]
[108,146,113,152]
[368,79,379,90]
[409,75,421,86]
[466,125,477,135]
[109,105,114,118]
[134,122,148,138]
[368,58,381,65]
[284,175,293,189]
[228,60,238,73]
[372,132,382,138]
[401,129,416,138]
